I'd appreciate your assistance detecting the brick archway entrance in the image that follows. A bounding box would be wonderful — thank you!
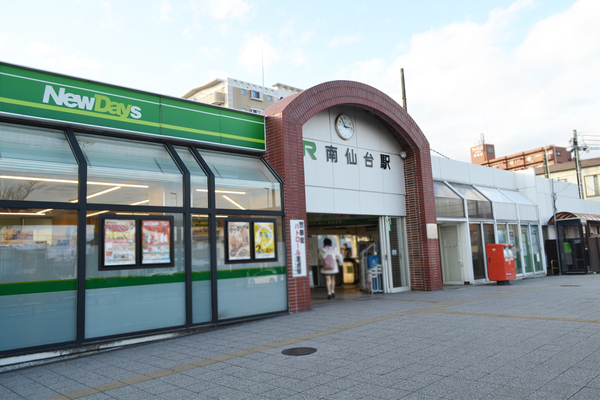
[263,81,441,313]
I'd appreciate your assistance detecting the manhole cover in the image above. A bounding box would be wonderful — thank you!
[561,285,582,287]
[281,347,317,356]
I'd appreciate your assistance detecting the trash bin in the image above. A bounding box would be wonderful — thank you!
[486,243,516,285]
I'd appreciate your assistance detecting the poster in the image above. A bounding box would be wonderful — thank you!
[254,222,275,260]
[227,221,250,261]
[142,219,171,265]
[290,219,307,277]
[104,219,136,266]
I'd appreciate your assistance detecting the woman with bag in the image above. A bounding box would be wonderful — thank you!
[318,238,344,299]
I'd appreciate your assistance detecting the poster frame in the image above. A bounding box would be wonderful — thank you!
[99,214,175,270]
[225,218,277,264]
[141,216,175,266]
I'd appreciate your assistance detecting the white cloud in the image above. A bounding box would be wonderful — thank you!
[190,0,252,21]
[329,35,363,48]
[154,0,175,24]
[181,24,203,40]
[338,0,600,162]
[300,31,317,43]
[238,34,279,73]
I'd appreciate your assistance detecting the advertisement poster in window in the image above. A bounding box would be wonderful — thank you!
[227,221,250,261]
[254,222,275,260]
[104,219,136,266]
[142,219,171,265]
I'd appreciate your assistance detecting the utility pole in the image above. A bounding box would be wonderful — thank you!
[571,129,584,199]
[400,68,407,111]
[543,148,550,179]
[551,178,562,273]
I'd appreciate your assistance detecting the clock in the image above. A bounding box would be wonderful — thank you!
[335,114,354,140]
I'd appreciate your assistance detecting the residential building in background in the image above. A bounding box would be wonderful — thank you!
[182,78,301,114]
[470,143,571,171]
[534,157,600,201]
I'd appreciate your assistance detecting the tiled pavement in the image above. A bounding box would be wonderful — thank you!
[3,275,600,399]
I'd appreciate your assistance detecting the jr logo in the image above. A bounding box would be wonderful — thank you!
[42,85,142,119]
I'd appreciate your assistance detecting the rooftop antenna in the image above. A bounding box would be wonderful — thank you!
[479,132,485,145]
[262,50,264,87]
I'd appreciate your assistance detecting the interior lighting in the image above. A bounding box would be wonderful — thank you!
[0,175,148,188]
[222,195,245,210]
[0,212,43,216]
[129,199,150,205]
[70,186,121,203]
[192,214,209,218]
[86,210,109,217]
[36,209,54,214]
[196,189,246,195]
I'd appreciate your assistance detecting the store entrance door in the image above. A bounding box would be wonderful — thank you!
[439,224,463,284]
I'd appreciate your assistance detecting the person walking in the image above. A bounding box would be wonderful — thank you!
[319,238,344,299]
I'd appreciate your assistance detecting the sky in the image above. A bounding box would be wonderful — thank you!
[1,0,599,162]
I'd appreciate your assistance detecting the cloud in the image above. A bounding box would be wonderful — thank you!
[329,35,363,48]
[338,0,600,162]
[238,33,279,73]
[190,0,252,21]
[154,0,175,24]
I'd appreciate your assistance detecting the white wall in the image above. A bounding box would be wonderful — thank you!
[303,107,406,216]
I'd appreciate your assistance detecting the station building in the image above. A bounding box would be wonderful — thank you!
[2,62,600,365]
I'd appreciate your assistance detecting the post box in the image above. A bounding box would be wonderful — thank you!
[486,243,516,285]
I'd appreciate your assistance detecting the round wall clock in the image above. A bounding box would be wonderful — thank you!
[335,114,354,140]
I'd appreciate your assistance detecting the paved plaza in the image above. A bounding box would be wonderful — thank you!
[3,274,600,399]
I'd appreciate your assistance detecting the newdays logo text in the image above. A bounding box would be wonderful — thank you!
[42,85,142,119]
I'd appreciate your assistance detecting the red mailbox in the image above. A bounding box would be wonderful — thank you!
[486,243,516,285]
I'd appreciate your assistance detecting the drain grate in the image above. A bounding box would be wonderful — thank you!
[281,347,317,356]
[561,285,582,287]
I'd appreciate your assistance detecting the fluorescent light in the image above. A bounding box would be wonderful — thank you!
[0,175,148,189]
[0,212,42,216]
[86,210,109,217]
[36,209,53,214]
[88,181,148,188]
[196,189,246,195]
[116,213,149,215]
[193,214,209,218]
[216,215,228,218]
[130,199,150,205]
[222,195,245,210]
[70,186,121,203]
[0,175,78,184]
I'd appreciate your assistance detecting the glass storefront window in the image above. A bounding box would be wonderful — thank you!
[174,147,209,208]
[198,150,281,211]
[0,208,77,351]
[521,225,534,273]
[531,225,543,272]
[192,215,211,323]
[470,224,486,280]
[0,123,79,202]
[508,224,522,274]
[76,134,183,207]
[433,181,465,218]
[84,211,185,338]
[216,215,286,319]
[450,183,492,219]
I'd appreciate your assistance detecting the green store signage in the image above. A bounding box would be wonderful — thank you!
[0,63,265,151]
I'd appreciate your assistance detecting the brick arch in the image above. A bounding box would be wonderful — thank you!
[263,80,441,313]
